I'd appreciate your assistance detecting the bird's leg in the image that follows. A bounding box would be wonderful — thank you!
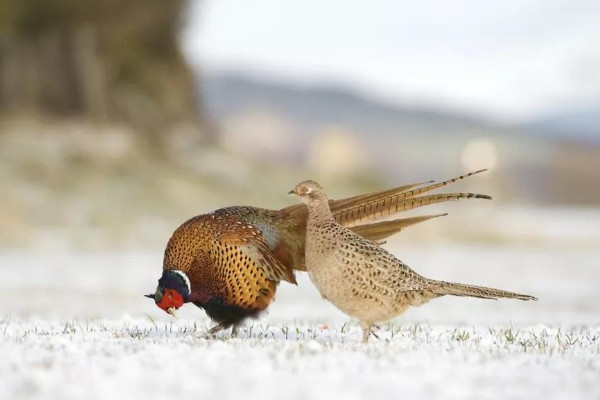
[231,323,241,337]
[206,322,229,337]
[360,321,373,343]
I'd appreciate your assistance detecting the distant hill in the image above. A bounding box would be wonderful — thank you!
[201,74,599,145]
[200,74,508,139]
[524,107,600,143]
[198,73,600,206]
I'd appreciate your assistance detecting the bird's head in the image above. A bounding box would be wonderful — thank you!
[145,270,191,316]
[288,180,326,204]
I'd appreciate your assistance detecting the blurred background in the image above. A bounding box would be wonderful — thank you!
[0,0,598,323]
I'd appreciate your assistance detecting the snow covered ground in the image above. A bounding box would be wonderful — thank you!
[1,318,599,400]
[1,237,599,399]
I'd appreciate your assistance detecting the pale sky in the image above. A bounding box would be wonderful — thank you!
[183,0,600,121]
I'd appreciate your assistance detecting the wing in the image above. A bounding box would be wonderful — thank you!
[340,228,431,293]
[216,216,297,284]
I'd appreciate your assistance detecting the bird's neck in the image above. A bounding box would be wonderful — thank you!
[188,286,213,304]
[180,269,213,303]
[306,196,334,225]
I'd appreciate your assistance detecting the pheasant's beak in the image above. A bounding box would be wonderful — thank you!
[288,189,298,196]
[167,307,178,318]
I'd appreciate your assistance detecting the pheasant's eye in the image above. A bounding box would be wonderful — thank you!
[301,186,309,194]
[168,293,173,300]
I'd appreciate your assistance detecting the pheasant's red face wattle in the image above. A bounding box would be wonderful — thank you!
[157,289,184,313]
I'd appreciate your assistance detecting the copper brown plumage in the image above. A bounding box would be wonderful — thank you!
[147,170,492,334]
[163,210,291,333]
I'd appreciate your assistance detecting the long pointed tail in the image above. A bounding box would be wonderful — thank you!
[280,170,491,271]
[282,169,490,240]
[431,281,537,301]
[331,169,490,228]
[333,169,488,212]
[337,192,490,228]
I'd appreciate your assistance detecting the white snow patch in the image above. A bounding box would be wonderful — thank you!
[0,318,598,400]
[1,237,599,399]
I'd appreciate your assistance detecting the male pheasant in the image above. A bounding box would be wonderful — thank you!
[146,170,491,334]
[290,179,537,343]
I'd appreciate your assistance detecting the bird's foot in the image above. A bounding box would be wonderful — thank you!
[204,322,228,338]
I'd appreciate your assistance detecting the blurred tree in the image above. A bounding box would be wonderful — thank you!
[0,0,203,136]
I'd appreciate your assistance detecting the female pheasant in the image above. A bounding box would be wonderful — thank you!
[291,179,537,343]
[146,170,491,334]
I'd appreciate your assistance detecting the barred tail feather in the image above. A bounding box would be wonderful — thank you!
[281,170,490,229]
[396,169,488,200]
[281,170,491,261]
[331,170,487,214]
[433,281,537,301]
[330,180,434,211]
[337,192,491,228]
